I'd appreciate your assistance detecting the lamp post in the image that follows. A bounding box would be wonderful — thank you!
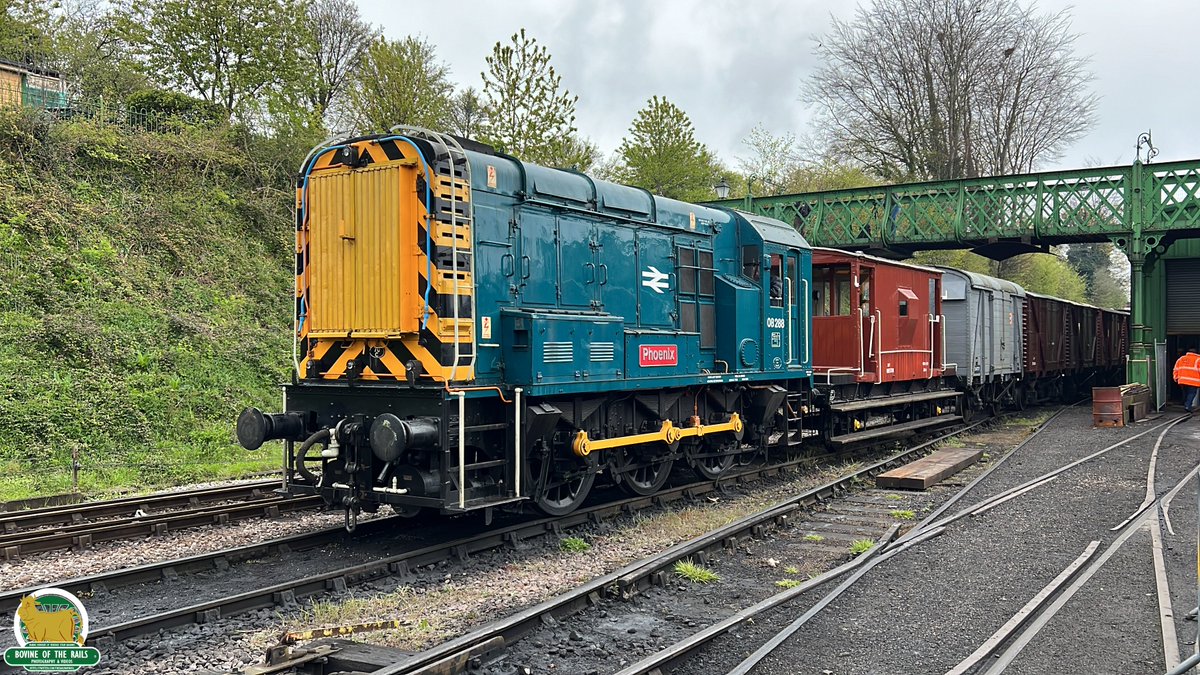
[744,175,758,212]
[713,177,730,200]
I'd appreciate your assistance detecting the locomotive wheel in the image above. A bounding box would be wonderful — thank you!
[687,439,736,481]
[610,447,674,496]
[528,452,597,517]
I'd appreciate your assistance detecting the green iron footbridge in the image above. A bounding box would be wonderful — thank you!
[706,158,1200,394]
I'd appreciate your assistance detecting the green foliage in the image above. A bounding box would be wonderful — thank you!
[560,536,590,553]
[774,579,802,589]
[673,559,719,584]
[889,509,916,520]
[0,0,54,65]
[448,87,488,140]
[783,566,801,575]
[884,494,903,501]
[48,3,147,101]
[345,36,453,133]
[616,96,719,202]
[997,252,1087,303]
[297,0,375,122]
[1067,243,1128,309]
[0,108,288,500]
[118,0,305,115]
[125,89,227,127]
[911,249,1088,302]
[803,534,825,542]
[849,539,875,556]
[480,29,589,169]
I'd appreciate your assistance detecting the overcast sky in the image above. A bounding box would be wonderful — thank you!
[356,0,1200,176]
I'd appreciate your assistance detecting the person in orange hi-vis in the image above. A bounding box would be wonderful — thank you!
[1173,347,1200,412]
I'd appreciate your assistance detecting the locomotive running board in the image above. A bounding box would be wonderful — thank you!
[827,414,963,445]
[830,390,960,413]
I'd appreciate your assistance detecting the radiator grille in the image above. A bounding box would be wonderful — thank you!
[590,342,615,362]
[544,341,574,363]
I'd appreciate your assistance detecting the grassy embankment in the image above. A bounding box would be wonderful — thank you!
[0,110,294,500]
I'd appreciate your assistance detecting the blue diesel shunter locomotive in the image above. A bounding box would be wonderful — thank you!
[236,130,813,524]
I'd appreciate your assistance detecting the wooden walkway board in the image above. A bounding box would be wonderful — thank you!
[876,447,985,490]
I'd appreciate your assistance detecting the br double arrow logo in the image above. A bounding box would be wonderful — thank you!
[641,266,669,294]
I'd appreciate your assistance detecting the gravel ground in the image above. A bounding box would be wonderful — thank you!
[704,407,1184,675]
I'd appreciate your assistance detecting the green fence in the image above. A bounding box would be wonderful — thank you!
[1,79,207,134]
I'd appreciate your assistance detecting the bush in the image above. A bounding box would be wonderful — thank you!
[125,89,227,129]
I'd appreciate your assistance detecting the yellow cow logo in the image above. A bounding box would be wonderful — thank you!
[17,595,83,645]
[4,588,101,672]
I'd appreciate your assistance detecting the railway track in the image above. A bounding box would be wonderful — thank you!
[0,480,319,560]
[5,418,984,657]
[220,415,1018,675]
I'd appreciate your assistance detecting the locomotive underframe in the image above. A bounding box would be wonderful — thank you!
[277,380,811,520]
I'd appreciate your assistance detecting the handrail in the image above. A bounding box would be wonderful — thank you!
[389,126,478,383]
[786,278,793,365]
[874,309,883,384]
[801,277,810,366]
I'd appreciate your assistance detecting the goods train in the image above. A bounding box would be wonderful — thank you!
[235,129,1127,528]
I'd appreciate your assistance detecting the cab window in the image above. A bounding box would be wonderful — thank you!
[741,245,761,285]
[769,254,784,307]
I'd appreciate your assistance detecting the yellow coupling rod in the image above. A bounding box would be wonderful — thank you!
[572,413,743,458]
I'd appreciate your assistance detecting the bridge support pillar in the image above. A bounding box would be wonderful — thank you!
[1128,255,1151,390]
[1124,235,1166,403]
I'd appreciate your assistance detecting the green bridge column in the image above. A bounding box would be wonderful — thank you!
[1128,253,1154,391]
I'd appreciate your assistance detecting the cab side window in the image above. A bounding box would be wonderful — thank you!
[769,254,784,307]
[741,245,761,285]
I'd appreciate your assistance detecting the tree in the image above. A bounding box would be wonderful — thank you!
[913,248,1087,302]
[737,125,879,196]
[616,96,719,202]
[118,0,305,115]
[0,0,54,66]
[298,0,374,124]
[1067,243,1129,309]
[447,87,487,139]
[480,29,583,167]
[46,1,147,100]
[806,0,1096,180]
[997,252,1087,302]
[344,36,453,133]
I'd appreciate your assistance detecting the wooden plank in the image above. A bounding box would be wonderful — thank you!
[876,447,984,490]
